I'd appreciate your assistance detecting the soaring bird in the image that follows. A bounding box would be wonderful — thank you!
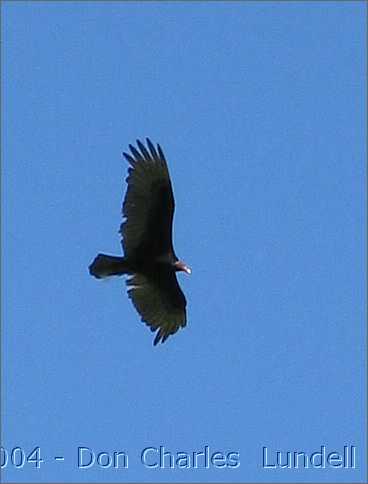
[89,139,191,345]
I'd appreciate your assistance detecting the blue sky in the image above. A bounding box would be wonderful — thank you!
[2,1,366,483]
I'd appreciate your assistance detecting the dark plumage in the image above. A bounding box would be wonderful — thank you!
[89,138,191,345]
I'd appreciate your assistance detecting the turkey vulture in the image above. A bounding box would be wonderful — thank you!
[89,138,191,345]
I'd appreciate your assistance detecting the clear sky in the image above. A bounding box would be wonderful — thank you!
[2,1,366,483]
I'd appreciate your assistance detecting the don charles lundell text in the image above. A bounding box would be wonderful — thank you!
[77,445,240,469]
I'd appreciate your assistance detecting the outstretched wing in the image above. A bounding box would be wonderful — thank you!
[127,270,187,345]
[121,139,176,260]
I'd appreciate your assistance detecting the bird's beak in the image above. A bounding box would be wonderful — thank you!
[184,265,192,275]
[175,260,191,274]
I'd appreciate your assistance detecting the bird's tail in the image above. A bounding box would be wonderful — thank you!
[89,253,129,279]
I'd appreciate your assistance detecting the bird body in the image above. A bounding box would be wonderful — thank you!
[89,139,190,345]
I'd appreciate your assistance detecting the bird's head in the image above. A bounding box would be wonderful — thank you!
[174,260,192,275]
